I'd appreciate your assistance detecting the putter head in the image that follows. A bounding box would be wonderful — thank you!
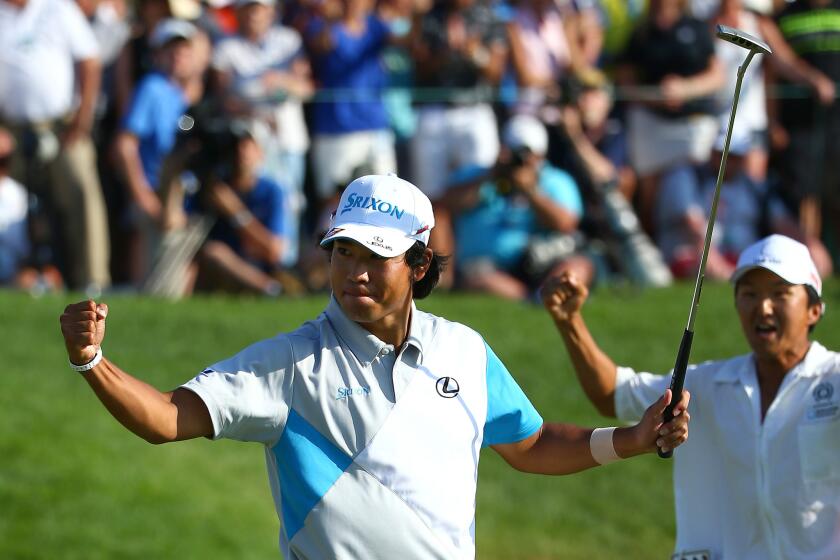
[717,24,772,55]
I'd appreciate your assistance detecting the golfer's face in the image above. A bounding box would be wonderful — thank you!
[330,240,413,326]
[735,268,820,360]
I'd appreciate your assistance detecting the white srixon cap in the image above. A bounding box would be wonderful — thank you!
[731,234,822,297]
[320,174,435,257]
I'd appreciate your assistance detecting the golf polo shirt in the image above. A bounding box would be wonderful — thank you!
[181,297,543,559]
[612,342,840,560]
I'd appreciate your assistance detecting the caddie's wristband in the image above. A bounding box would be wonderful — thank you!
[69,347,103,373]
[590,427,621,465]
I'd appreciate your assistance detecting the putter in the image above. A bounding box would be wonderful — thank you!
[658,25,771,459]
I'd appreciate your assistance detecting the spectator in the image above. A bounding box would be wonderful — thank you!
[113,0,178,118]
[616,0,724,234]
[655,128,834,280]
[212,0,314,266]
[113,0,208,118]
[506,0,574,115]
[0,128,31,287]
[378,0,419,175]
[441,115,593,300]
[0,0,111,292]
[713,0,835,182]
[655,132,748,280]
[552,71,635,201]
[113,18,199,284]
[305,0,399,209]
[774,0,840,260]
[187,127,292,296]
[547,73,673,287]
[410,0,507,202]
[596,0,646,70]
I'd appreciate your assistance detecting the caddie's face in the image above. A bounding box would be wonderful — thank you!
[330,239,415,331]
[735,268,821,361]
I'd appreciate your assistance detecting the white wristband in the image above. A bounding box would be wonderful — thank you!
[69,347,103,373]
[590,427,621,465]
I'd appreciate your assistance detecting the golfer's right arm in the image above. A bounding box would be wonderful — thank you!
[541,273,618,417]
[60,300,214,443]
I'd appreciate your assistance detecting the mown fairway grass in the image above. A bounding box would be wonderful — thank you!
[3,279,839,559]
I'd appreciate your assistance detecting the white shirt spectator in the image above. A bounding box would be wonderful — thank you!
[0,0,99,123]
[90,0,130,67]
[614,343,840,560]
[0,175,29,282]
[212,26,309,152]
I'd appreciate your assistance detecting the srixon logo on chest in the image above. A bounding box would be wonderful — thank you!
[340,192,405,219]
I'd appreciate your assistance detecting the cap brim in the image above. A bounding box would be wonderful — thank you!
[731,263,818,294]
[320,223,416,257]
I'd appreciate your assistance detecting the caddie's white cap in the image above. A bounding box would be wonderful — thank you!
[731,234,823,297]
[150,18,197,49]
[320,174,435,258]
[502,115,548,156]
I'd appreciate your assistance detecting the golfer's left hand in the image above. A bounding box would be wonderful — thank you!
[628,389,691,455]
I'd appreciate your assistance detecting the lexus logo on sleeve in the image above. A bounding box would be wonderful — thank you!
[436,377,460,398]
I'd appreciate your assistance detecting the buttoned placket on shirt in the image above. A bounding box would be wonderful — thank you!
[324,296,424,403]
[728,344,824,560]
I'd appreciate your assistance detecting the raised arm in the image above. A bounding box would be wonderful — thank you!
[541,271,619,417]
[493,389,689,475]
[59,300,213,444]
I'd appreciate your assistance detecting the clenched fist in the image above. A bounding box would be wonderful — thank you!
[60,300,108,366]
[541,271,589,325]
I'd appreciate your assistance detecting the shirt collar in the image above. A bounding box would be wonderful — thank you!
[714,341,830,384]
[324,296,425,366]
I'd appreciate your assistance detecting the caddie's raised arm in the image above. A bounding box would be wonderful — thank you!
[541,271,621,417]
[59,300,213,443]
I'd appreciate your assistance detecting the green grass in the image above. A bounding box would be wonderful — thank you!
[2,280,839,559]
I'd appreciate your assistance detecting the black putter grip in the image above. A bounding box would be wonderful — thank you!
[657,329,694,459]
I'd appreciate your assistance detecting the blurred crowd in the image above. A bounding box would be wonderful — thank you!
[0,0,838,300]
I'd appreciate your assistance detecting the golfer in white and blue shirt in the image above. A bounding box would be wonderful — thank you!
[60,174,691,559]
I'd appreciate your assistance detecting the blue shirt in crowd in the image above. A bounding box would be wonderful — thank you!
[208,176,286,264]
[121,72,188,189]
[306,15,390,135]
[452,164,583,268]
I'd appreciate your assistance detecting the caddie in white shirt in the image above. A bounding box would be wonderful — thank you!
[544,234,840,560]
[60,174,690,559]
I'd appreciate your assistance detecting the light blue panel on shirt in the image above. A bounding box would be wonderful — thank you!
[273,409,353,540]
[482,341,543,447]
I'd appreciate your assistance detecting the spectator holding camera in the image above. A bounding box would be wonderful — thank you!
[186,126,291,297]
[440,114,593,300]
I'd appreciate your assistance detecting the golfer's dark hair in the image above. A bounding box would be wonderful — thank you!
[406,241,449,299]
